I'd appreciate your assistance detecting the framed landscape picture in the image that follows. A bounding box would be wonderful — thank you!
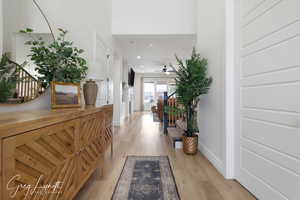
[51,82,81,109]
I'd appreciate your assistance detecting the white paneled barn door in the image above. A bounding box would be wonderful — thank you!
[236,0,300,199]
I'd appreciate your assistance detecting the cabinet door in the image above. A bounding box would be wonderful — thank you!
[78,112,105,183]
[2,119,79,200]
[79,112,105,150]
[103,107,113,149]
[78,139,104,185]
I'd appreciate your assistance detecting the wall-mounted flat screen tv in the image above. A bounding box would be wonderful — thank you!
[128,68,135,87]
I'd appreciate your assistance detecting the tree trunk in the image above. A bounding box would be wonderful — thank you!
[186,103,193,137]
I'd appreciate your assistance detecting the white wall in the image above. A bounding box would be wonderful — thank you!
[121,62,130,120]
[91,34,114,107]
[113,56,123,126]
[2,0,18,54]
[196,0,226,176]
[112,0,196,35]
[17,0,54,33]
[113,55,131,126]
[134,73,143,111]
[3,0,51,39]
[0,0,113,112]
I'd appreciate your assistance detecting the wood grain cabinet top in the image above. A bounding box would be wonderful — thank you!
[0,105,112,138]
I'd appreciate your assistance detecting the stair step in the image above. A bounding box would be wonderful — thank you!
[167,127,183,149]
[6,98,23,103]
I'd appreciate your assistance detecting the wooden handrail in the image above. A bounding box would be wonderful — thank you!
[168,91,176,98]
[9,60,38,82]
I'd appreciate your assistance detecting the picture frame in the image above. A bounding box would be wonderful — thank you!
[51,82,82,109]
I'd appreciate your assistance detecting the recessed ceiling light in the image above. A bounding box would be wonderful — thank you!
[137,56,141,59]
[149,44,153,47]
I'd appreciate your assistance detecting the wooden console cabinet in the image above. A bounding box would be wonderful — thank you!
[0,105,113,200]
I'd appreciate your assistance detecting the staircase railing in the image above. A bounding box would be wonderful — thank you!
[8,61,45,103]
[163,91,184,134]
[16,65,44,103]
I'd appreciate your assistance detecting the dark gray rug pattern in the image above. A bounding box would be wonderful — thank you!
[112,156,180,200]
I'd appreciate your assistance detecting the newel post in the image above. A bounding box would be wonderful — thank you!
[163,91,168,134]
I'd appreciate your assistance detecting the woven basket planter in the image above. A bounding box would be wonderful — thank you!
[182,134,198,155]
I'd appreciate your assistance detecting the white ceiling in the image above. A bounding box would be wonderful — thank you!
[113,35,197,73]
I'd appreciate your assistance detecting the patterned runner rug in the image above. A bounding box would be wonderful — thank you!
[112,156,180,200]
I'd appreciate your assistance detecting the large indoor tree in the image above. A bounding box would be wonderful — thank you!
[175,48,212,137]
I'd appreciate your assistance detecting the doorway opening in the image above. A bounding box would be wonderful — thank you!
[143,81,176,111]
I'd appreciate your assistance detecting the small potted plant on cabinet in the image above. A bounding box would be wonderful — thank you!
[175,48,212,155]
[20,28,88,89]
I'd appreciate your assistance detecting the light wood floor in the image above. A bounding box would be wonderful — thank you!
[76,112,256,200]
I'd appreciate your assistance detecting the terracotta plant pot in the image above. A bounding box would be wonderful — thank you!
[182,134,198,155]
[83,80,98,106]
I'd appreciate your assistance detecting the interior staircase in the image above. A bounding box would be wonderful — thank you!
[6,62,45,104]
[163,91,186,148]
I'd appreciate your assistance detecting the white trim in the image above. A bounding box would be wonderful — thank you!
[199,142,225,176]
[224,0,236,179]
[0,0,2,55]
[233,0,242,181]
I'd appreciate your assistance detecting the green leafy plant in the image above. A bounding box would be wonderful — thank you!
[0,54,18,102]
[20,28,88,88]
[175,48,212,137]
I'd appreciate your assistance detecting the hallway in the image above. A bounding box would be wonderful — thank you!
[76,112,255,200]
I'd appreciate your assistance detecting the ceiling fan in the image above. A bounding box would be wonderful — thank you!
[162,65,177,74]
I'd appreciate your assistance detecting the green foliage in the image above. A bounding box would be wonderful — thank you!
[20,28,88,88]
[0,53,13,77]
[175,48,212,136]
[0,78,16,102]
[164,105,186,116]
[175,48,212,106]
[0,54,18,102]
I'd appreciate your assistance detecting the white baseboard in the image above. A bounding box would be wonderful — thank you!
[199,142,225,177]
